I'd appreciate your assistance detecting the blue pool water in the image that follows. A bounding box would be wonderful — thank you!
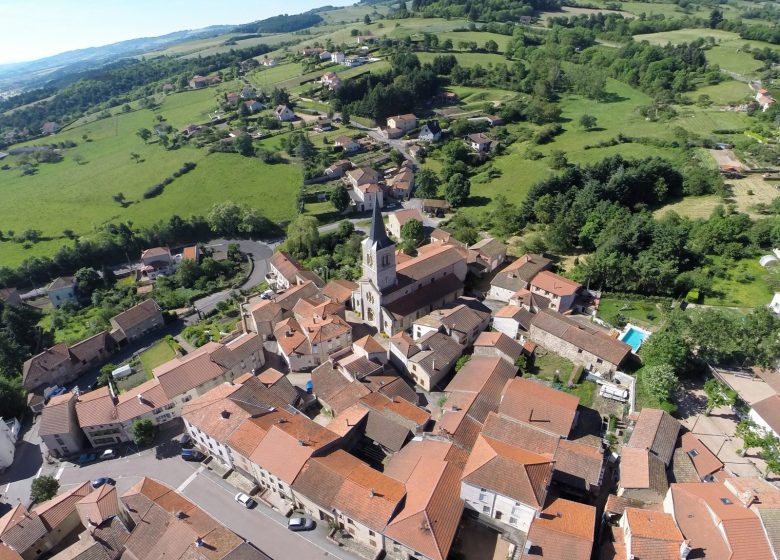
[621,328,648,352]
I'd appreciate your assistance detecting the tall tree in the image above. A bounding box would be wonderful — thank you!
[286,215,320,258]
[703,378,736,416]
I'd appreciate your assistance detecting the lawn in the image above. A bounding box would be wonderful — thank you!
[598,296,668,330]
[434,31,512,53]
[693,80,753,105]
[39,307,108,345]
[417,51,509,68]
[654,194,722,219]
[528,351,575,383]
[138,339,177,375]
[0,96,302,266]
[703,256,776,308]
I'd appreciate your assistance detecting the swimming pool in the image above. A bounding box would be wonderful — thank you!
[619,325,650,352]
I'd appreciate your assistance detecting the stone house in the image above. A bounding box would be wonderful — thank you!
[529,271,581,313]
[23,332,117,391]
[386,114,417,134]
[389,331,462,391]
[109,299,163,344]
[488,254,552,302]
[39,393,84,458]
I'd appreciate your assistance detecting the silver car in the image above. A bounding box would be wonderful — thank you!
[288,517,315,531]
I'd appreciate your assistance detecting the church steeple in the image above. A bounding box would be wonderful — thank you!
[362,203,396,291]
[368,203,393,250]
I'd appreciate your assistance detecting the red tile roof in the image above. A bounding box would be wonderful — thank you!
[530,270,581,297]
[499,378,579,438]
[626,408,680,466]
[522,497,596,560]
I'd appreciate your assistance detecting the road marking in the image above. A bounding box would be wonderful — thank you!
[54,466,64,480]
[176,465,204,492]
[3,483,9,493]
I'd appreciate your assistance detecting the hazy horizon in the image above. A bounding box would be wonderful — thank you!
[0,0,354,65]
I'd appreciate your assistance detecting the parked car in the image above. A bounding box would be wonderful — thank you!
[76,453,97,465]
[178,433,193,448]
[100,449,116,460]
[181,449,205,462]
[91,477,116,489]
[288,517,315,531]
[260,289,274,300]
[235,493,255,508]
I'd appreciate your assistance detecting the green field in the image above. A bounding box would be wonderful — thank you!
[703,256,776,308]
[0,88,302,265]
[693,80,752,105]
[598,297,667,330]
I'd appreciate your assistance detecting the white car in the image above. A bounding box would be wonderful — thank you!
[235,492,255,508]
[100,449,116,460]
[260,289,274,300]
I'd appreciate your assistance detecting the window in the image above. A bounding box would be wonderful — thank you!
[370,540,376,547]
[479,494,487,502]
[577,349,583,354]
[482,506,490,513]
[720,498,733,505]
[347,519,354,525]
[688,449,699,458]
[596,358,603,364]
[510,517,517,525]
[369,530,375,537]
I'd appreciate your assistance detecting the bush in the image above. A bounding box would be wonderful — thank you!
[130,419,157,446]
[143,184,165,199]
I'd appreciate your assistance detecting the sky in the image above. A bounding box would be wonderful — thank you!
[0,0,351,64]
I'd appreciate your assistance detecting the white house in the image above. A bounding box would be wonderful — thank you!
[332,51,346,64]
[387,114,417,133]
[750,394,780,439]
[349,182,383,213]
[0,418,20,469]
[275,104,296,121]
[335,135,360,152]
[386,208,424,239]
[47,276,77,308]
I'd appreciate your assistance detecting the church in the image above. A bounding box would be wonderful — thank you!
[352,204,468,335]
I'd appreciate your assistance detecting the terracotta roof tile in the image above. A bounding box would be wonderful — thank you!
[0,505,47,554]
[115,378,171,423]
[353,335,385,354]
[76,386,118,427]
[620,447,668,496]
[110,299,162,332]
[522,497,596,560]
[498,378,578,438]
[529,270,581,297]
[269,251,305,283]
[39,392,76,436]
[626,408,680,466]
[751,394,780,435]
[473,332,523,362]
[553,439,605,490]
[679,431,723,479]
[33,481,92,530]
[624,508,684,560]
[321,279,358,304]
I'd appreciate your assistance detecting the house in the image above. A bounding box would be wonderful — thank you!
[489,254,552,302]
[182,375,300,468]
[332,51,346,64]
[473,331,524,365]
[492,305,534,341]
[273,280,321,316]
[0,418,19,470]
[293,450,406,555]
[418,121,442,142]
[274,315,352,371]
[461,432,553,534]
[756,88,776,112]
[355,207,468,335]
[241,86,256,99]
[485,115,505,127]
[359,392,430,452]
[346,166,381,189]
[343,57,363,68]
[411,300,491,347]
[421,198,451,217]
[41,121,60,135]
[0,287,22,307]
[386,114,417,134]
[625,408,680,466]
[47,276,76,308]
[227,409,340,504]
[357,35,375,45]
[322,279,358,307]
[140,246,174,278]
[383,439,466,560]
[109,299,164,344]
[23,332,117,391]
[313,119,332,132]
[528,309,632,376]
[468,133,494,152]
[521,498,596,560]
[244,299,283,339]
[387,162,415,199]
[389,331,462,391]
[387,208,425,239]
[275,104,296,122]
[675,431,725,482]
[529,271,581,313]
[601,508,686,560]
[325,159,352,177]
[243,99,263,113]
[499,377,579,438]
[509,289,550,312]
[665,481,778,559]
[261,57,277,67]
[749,394,780,439]
[320,71,342,91]
[226,92,240,106]
[189,74,220,88]
[301,47,324,56]
[349,182,383,212]
[319,50,332,60]
[770,292,780,315]
[181,124,203,137]
[39,392,84,457]
[436,91,459,105]
[75,386,127,448]
[335,135,360,152]
[469,237,507,273]
[267,251,323,291]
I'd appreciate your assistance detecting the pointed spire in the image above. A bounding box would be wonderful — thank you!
[369,203,393,250]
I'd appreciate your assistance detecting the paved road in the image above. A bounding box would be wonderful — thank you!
[0,422,43,513]
[54,441,358,560]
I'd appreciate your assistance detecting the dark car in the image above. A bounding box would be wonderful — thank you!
[91,477,116,489]
[76,453,97,465]
[177,433,193,449]
[288,517,316,531]
[181,449,205,462]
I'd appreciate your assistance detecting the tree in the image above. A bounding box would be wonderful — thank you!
[235,134,254,157]
[415,169,440,198]
[735,419,765,455]
[484,40,499,53]
[130,419,157,446]
[136,128,152,144]
[550,150,568,169]
[642,364,678,403]
[702,378,736,416]
[390,149,405,166]
[207,202,244,236]
[639,329,689,372]
[330,185,350,213]
[112,192,126,206]
[72,153,86,165]
[445,173,470,207]
[31,476,59,503]
[579,114,598,130]
[709,8,723,29]
[74,267,102,300]
[286,215,320,258]
[0,376,26,419]
[401,219,424,247]
[364,14,372,24]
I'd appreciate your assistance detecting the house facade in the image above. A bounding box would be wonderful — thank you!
[39,393,84,458]
[109,299,164,343]
[275,105,296,121]
[47,276,76,308]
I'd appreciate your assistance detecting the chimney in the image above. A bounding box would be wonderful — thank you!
[369,488,375,498]
[195,537,204,548]
[286,329,293,337]
[680,541,692,559]
[175,511,186,519]
[137,394,146,405]
[523,541,533,554]
[298,439,307,446]
[220,410,230,419]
